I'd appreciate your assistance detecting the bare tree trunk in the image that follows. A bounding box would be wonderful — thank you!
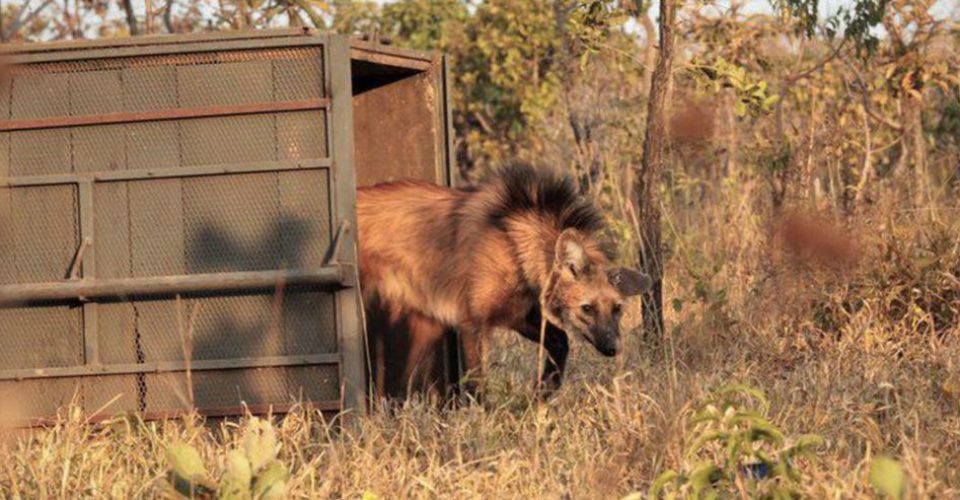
[121,0,140,36]
[639,12,657,98]
[634,0,677,343]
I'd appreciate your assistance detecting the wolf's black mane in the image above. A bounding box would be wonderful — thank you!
[481,162,605,233]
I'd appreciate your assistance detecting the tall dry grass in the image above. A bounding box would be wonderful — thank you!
[0,179,957,499]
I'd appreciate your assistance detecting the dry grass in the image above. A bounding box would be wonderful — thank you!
[1,189,958,499]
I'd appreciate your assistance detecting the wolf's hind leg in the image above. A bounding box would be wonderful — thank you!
[403,312,447,396]
[458,327,486,402]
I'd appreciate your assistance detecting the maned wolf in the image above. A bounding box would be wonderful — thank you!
[357,163,650,396]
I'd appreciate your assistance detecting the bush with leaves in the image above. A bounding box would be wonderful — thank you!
[164,417,289,500]
[646,385,824,499]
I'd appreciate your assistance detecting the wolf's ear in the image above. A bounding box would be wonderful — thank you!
[554,229,587,277]
[607,267,651,296]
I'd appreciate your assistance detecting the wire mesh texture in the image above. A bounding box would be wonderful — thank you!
[0,185,83,373]
[0,47,327,176]
[0,43,342,421]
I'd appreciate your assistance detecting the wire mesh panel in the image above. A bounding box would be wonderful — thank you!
[1,47,326,176]
[0,184,84,375]
[0,185,80,284]
[0,302,83,369]
[0,32,357,424]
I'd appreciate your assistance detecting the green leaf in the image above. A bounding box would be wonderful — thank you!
[167,443,207,479]
[689,462,723,496]
[218,479,252,500]
[734,100,748,118]
[782,434,826,461]
[252,461,289,500]
[746,421,786,447]
[648,470,679,498]
[671,298,683,312]
[690,405,721,425]
[686,430,730,461]
[726,432,744,467]
[718,384,770,412]
[762,94,781,109]
[728,410,770,425]
[870,455,905,500]
[165,443,216,498]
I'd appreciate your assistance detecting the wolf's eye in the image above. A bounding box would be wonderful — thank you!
[580,304,595,315]
[612,303,623,316]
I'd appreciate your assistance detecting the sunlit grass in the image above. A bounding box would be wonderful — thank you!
[1,193,958,499]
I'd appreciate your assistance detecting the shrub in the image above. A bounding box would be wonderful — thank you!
[646,385,824,499]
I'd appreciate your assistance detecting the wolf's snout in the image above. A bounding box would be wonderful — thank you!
[593,329,619,357]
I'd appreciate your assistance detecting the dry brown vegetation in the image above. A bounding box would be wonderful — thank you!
[1,187,957,498]
[0,0,959,498]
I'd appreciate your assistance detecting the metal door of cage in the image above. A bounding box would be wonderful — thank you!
[0,32,365,423]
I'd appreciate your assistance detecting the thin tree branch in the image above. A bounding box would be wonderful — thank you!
[785,38,847,84]
[841,54,903,131]
[163,0,175,33]
[121,0,140,36]
[863,105,903,131]
[3,0,55,42]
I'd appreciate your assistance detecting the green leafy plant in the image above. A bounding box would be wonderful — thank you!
[165,418,289,500]
[648,384,825,499]
[870,455,905,500]
[697,58,780,117]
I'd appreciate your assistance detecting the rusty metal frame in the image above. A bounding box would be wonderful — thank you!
[438,54,462,390]
[0,32,365,421]
[0,99,330,132]
[1,159,332,188]
[77,181,99,365]
[141,401,342,421]
[441,55,458,188]
[1,35,332,64]
[57,401,342,427]
[327,36,366,415]
[0,353,340,382]
[0,28,311,55]
[349,38,436,70]
[347,37,463,399]
[27,401,342,428]
[0,267,344,304]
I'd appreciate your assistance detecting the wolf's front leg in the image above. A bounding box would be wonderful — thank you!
[515,310,570,398]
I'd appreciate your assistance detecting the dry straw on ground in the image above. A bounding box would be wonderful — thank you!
[1,189,957,499]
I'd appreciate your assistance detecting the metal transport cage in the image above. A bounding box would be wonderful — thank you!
[0,29,459,424]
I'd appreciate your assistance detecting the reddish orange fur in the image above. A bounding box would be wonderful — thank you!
[357,164,647,396]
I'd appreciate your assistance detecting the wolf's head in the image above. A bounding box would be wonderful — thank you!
[541,229,651,356]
